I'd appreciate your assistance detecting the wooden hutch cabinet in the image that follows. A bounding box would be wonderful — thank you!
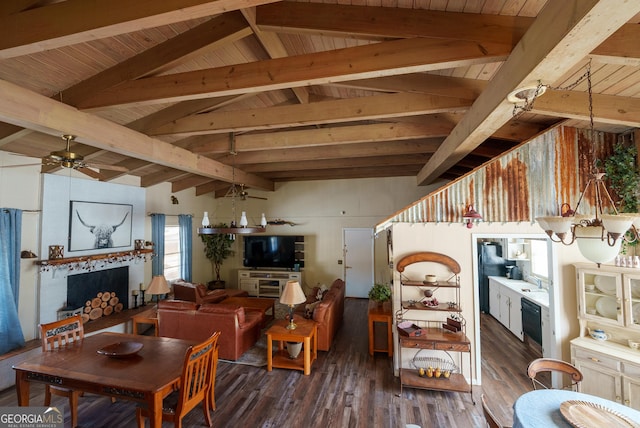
[395,252,474,402]
[570,263,640,410]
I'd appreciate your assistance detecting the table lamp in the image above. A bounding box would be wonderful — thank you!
[146,275,170,304]
[280,280,306,330]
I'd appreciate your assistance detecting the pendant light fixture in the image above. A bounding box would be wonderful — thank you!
[534,62,638,266]
[198,134,266,236]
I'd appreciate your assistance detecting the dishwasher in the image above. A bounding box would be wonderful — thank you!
[521,298,542,345]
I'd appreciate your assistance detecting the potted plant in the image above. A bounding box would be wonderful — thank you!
[368,283,392,305]
[200,223,235,289]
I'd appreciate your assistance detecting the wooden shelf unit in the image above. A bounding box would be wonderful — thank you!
[395,252,473,402]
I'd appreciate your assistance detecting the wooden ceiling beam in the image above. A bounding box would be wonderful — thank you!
[195,180,229,197]
[190,122,453,154]
[63,12,252,108]
[0,78,274,190]
[242,154,431,173]
[218,138,444,165]
[171,175,215,193]
[99,158,151,181]
[140,168,192,188]
[256,2,531,45]
[263,166,421,181]
[151,93,472,136]
[0,0,279,59]
[417,0,640,185]
[78,37,511,109]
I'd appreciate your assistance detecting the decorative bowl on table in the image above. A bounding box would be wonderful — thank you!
[97,341,143,358]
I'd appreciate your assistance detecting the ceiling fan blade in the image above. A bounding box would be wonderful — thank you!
[0,163,43,168]
[84,162,128,172]
[248,195,268,200]
[76,166,106,180]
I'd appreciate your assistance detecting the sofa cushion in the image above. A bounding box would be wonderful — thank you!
[304,300,321,319]
[158,299,199,311]
[200,303,246,324]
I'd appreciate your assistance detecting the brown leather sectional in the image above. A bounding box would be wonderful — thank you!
[296,279,345,351]
[157,299,263,361]
[172,279,248,304]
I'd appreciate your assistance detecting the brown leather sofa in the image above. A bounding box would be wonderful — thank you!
[296,279,345,351]
[157,299,263,361]
[172,279,248,305]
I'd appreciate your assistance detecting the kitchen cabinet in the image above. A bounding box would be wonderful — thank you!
[506,238,530,261]
[488,278,523,341]
[395,252,473,403]
[541,306,551,356]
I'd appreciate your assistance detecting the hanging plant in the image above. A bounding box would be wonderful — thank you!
[603,142,640,213]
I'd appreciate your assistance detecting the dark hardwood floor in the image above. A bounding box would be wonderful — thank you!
[0,299,540,427]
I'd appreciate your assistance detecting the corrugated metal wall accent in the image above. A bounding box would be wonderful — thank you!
[375,126,618,233]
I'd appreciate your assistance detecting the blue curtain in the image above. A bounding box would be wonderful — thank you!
[151,214,165,276]
[178,214,192,282]
[0,208,26,354]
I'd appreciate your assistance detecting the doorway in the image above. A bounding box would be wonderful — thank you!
[472,233,561,385]
[343,228,373,298]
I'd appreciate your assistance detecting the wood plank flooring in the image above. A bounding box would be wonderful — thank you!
[0,298,540,427]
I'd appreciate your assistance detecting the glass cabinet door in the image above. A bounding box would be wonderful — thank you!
[622,273,640,331]
[577,268,623,326]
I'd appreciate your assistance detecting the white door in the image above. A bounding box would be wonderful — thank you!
[343,228,373,298]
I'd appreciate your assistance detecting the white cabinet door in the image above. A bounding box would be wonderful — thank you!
[506,289,523,340]
[574,360,622,403]
[541,306,551,356]
[489,279,501,321]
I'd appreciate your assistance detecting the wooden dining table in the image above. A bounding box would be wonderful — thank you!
[513,389,640,428]
[13,332,196,428]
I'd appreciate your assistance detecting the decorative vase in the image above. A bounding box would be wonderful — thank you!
[286,341,302,359]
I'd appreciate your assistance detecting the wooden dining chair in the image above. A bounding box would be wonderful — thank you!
[527,357,583,391]
[136,331,221,428]
[481,394,511,428]
[39,314,85,428]
[208,337,220,412]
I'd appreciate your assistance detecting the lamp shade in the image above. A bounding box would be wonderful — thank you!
[280,280,306,306]
[147,275,170,295]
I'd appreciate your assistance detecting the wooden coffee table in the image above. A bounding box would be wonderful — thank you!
[223,296,275,326]
[266,318,317,375]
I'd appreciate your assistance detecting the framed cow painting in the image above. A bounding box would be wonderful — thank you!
[69,201,133,251]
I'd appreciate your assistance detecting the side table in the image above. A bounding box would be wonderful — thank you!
[368,300,392,356]
[132,307,158,336]
[266,318,317,375]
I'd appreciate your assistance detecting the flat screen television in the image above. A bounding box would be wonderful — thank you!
[243,235,296,269]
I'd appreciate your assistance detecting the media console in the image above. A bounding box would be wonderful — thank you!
[237,270,303,298]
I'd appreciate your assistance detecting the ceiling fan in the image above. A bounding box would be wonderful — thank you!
[226,183,267,201]
[2,135,128,179]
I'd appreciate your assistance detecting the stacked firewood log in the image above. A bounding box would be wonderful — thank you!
[81,291,123,323]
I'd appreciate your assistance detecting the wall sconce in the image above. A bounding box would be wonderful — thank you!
[463,205,483,229]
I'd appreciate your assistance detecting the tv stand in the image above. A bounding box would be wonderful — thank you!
[238,270,302,298]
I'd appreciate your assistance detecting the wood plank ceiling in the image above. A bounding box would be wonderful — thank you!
[0,0,638,197]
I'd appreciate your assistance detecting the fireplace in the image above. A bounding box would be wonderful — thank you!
[65,266,129,321]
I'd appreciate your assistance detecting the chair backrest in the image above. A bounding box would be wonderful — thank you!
[481,394,502,428]
[527,357,583,390]
[40,315,84,351]
[175,331,221,419]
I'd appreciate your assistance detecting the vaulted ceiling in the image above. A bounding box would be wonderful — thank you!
[0,0,638,198]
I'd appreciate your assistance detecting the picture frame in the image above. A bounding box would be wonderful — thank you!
[69,201,133,251]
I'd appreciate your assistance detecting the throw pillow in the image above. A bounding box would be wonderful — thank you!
[304,301,320,319]
[316,284,329,301]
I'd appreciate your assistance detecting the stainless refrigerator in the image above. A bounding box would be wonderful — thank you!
[478,241,507,313]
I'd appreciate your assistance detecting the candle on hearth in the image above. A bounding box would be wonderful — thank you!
[132,289,139,296]
[140,282,146,291]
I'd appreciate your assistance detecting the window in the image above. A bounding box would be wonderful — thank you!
[530,239,549,280]
[164,226,181,282]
